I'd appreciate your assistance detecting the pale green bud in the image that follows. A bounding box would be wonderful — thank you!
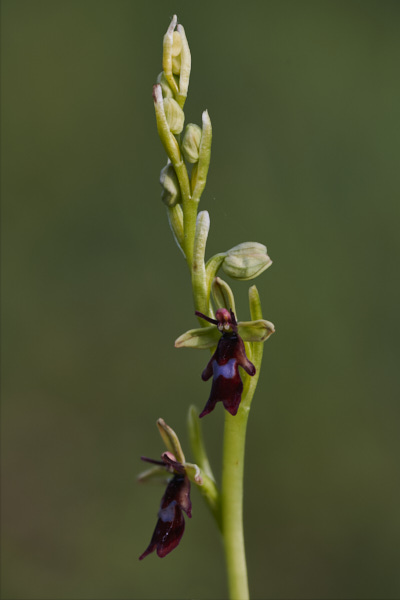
[222,242,272,281]
[163,97,185,134]
[182,123,202,163]
[160,163,181,207]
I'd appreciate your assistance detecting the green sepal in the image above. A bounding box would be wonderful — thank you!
[205,254,226,296]
[184,461,203,484]
[156,418,185,464]
[137,465,167,483]
[238,319,275,342]
[212,276,236,314]
[249,284,263,321]
[175,325,219,349]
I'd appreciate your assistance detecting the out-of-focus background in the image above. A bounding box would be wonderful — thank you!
[2,1,400,599]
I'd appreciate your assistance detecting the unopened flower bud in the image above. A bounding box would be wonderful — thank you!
[160,164,181,206]
[182,123,202,163]
[163,97,185,134]
[222,242,272,281]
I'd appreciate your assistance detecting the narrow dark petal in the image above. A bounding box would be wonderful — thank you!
[140,456,167,467]
[195,310,218,325]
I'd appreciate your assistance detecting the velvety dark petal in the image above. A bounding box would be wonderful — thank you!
[233,336,256,376]
[139,474,192,560]
[201,355,214,381]
[139,502,185,559]
[200,365,243,418]
[199,394,218,418]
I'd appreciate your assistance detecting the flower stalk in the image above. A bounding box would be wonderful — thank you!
[141,15,275,600]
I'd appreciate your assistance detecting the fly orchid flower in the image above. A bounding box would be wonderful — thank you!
[195,308,256,418]
[139,451,192,560]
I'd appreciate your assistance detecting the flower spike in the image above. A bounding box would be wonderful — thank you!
[196,309,256,418]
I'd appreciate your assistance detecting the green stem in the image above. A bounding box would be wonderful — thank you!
[221,407,250,600]
[221,286,264,600]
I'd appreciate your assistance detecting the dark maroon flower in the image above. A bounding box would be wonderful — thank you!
[195,308,256,418]
[139,452,192,560]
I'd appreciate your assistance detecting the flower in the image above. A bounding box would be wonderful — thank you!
[139,452,192,559]
[195,308,256,417]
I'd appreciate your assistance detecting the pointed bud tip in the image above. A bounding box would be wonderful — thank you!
[167,15,178,35]
[152,84,162,103]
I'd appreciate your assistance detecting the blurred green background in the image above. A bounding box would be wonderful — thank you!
[2,1,400,598]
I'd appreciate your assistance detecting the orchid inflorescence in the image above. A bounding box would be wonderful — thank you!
[138,15,275,599]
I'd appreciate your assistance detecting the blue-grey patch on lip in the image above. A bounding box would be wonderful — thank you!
[212,358,236,380]
[158,501,177,522]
